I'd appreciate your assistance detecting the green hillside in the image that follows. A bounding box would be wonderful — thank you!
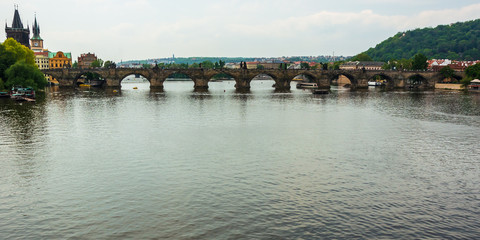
[364,19,480,61]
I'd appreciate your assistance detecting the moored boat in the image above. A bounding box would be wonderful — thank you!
[368,81,382,86]
[0,91,10,98]
[10,86,35,100]
[296,82,318,89]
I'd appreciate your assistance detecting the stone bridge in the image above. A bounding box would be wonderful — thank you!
[42,68,464,90]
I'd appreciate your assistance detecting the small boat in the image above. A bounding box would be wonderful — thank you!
[0,91,10,98]
[296,82,318,89]
[10,86,35,100]
[79,79,104,87]
[368,80,385,86]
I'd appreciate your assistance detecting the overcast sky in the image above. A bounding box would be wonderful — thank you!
[2,0,480,62]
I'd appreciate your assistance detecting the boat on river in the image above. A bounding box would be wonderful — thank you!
[296,82,318,89]
[79,79,105,87]
[10,86,35,101]
[0,91,9,98]
[368,80,386,86]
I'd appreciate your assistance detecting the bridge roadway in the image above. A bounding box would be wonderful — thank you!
[42,68,464,90]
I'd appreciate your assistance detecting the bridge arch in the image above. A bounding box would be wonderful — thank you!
[118,72,151,83]
[406,74,428,89]
[293,72,317,83]
[250,72,279,89]
[330,72,356,87]
[66,70,108,87]
[369,73,392,87]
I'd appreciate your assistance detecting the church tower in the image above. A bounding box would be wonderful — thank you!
[30,15,43,52]
[5,5,30,48]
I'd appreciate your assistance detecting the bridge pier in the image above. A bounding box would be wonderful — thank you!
[356,78,369,89]
[58,78,76,88]
[234,76,251,91]
[317,77,330,89]
[193,78,209,90]
[275,77,291,90]
[150,78,165,89]
[105,78,121,88]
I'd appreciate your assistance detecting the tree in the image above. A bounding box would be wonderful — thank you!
[72,61,78,68]
[91,59,104,68]
[201,60,214,69]
[2,38,35,65]
[0,78,5,91]
[411,53,428,70]
[440,66,454,79]
[103,60,114,68]
[465,63,480,79]
[218,60,225,69]
[300,62,310,69]
[5,60,47,90]
[0,44,16,81]
[461,63,480,88]
[257,64,265,70]
[351,53,373,61]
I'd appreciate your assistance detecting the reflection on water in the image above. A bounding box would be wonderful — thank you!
[1,81,480,239]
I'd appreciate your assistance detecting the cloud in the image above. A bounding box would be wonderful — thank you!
[2,1,480,60]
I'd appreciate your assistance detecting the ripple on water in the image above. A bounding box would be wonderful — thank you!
[0,86,480,239]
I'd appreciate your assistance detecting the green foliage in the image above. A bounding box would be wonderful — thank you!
[351,53,373,61]
[382,58,413,70]
[218,60,225,69]
[5,60,47,90]
[72,61,78,68]
[0,44,16,81]
[91,59,104,68]
[257,64,265,70]
[103,60,114,68]
[440,66,454,78]
[364,19,480,61]
[460,63,480,88]
[412,53,428,70]
[2,38,35,65]
[201,60,214,69]
[1,39,45,90]
[329,61,344,70]
[465,63,480,79]
[83,72,102,81]
[300,62,310,69]
[0,78,5,91]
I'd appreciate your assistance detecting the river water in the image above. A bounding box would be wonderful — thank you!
[1,81,479,239]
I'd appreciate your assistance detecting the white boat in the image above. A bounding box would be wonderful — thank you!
[296,82,318,89]
[368,81,383,86]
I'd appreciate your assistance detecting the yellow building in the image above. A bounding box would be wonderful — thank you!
[49,51,72,69]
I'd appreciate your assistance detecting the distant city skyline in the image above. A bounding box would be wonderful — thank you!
[2,0,480,62]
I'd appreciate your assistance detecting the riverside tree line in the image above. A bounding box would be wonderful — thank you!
[0,38,47,91]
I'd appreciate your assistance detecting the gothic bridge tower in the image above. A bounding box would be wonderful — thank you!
[5,5,30,48]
